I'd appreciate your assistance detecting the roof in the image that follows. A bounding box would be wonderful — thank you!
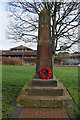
[10,45,33,51]
[2,51,37,56]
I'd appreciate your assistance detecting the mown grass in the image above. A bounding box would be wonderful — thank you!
[2,65,79,119]
[53,67,78,104]
[2,65,36,119]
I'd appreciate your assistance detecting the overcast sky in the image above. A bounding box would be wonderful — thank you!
[0,0,78,52]
[0,0,37,50]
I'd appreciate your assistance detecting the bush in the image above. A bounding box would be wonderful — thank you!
[2,57,26,66]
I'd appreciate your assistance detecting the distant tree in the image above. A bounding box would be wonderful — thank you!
[7,0,80,54]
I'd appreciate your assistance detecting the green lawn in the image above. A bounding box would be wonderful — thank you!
[2,65,79,119]
[54,67,78,104]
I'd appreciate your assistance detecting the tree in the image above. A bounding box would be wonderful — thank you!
[7,0,80,54]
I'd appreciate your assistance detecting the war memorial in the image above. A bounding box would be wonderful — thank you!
[16,9,73,109]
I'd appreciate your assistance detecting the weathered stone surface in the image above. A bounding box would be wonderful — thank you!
[36,8,53,78]
[32,78,57,87]
[16,78,73,108]
[25,87,63,96]
[25,78,63,96]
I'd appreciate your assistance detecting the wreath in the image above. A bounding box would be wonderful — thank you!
[40,67,52,79]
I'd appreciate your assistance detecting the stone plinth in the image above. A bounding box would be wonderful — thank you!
[36,8,53,78]
[32,78,57,87]
[16,77,73,108]
[25,87,63,96]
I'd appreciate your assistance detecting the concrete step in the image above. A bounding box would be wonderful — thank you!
[25,86,63,96]
[32,78,57,87]
[16,81,73,108]
[26,79,63,96]
[25,87,63,96]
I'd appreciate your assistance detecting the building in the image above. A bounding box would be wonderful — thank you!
[2,45,37,58]
[1,45,80,65]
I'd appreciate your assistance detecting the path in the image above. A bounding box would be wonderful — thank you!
[10,108,70,119]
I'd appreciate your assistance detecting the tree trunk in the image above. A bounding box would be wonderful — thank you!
[52,2,57,54]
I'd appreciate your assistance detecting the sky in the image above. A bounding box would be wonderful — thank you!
[0,0,37,50]
[0,0,78,52]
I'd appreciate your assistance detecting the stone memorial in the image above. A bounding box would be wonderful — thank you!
[17,8,73,108]
[36,8,53,79]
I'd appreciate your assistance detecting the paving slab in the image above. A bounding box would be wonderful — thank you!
[10,108,70,119]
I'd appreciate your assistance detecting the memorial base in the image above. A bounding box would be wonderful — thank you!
[16,76,73,108]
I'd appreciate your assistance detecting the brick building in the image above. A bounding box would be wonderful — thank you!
[1,45,80,65]
[2,45,37,58]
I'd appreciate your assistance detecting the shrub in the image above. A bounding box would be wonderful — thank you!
[2,57,26,66]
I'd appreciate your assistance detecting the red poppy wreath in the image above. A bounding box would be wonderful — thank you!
[40,67,52,79]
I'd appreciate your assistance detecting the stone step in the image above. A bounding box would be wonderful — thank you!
[17,83,73,108]
[26,79,63,96]
[16,78,73,108]
[32,79,57,87]
[25,86,63,96]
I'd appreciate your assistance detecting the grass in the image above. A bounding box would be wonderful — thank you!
[2,65,35,119]
[2,65,79,119]
[53,67,78,104]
